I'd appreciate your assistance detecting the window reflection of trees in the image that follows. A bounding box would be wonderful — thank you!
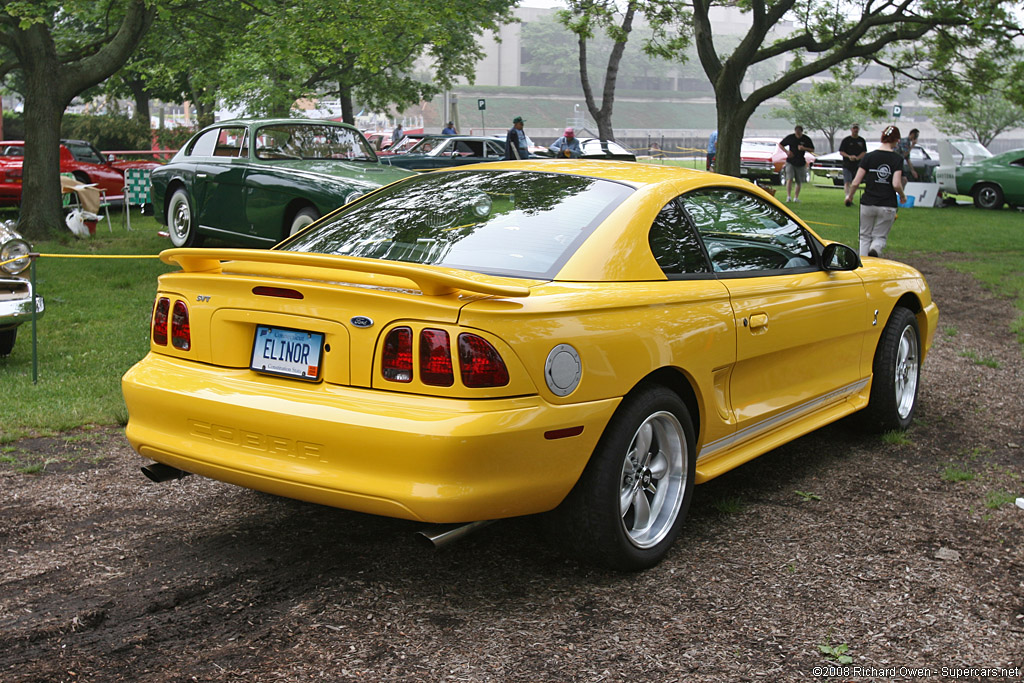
[284,171,634,278]
[683,189,813,273]
[648,199,710,275]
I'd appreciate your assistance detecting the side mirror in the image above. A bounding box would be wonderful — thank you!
[107,154,116,163]
[822,243,861,271]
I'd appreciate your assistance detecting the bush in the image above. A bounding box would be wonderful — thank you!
[153,125,197,150]
[61,114,151,150]
[1,113,152,151]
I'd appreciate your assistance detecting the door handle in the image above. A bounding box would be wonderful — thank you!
[197,172,208,179]
[748,313,769,329]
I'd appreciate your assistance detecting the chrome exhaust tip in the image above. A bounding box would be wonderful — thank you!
[416,520,495,549]
[141,462,191,483]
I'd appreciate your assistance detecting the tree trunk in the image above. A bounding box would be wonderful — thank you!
[128,79,150,124]
[12,1,156,239]
[339,85,355,125]
[712,73,753,178]
[19,64,67,240]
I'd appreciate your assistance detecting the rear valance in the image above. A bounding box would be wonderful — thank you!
[160,248,531,298]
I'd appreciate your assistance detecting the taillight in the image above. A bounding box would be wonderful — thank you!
[458,333,509,388]
[381,326,413,382]
[419,329,453,386]
[152,297,169,345]
[171,300,191,350]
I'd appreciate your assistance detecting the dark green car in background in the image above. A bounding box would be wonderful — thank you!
[150,118,415,247]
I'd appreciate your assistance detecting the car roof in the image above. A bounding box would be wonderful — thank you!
[204,118,359,131]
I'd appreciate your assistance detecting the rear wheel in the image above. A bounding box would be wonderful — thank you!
[546,386,695,571]
[973,183,1004,210]
[168,188,203,247]
[0,328,16,357]
[861,307,920,432]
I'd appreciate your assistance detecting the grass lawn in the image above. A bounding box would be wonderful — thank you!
[1,208,174,441]
[1,179,1022,441]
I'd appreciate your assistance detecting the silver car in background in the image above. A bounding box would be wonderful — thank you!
[0,220,44,357]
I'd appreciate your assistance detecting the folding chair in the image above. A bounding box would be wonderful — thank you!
[122,168,152,231]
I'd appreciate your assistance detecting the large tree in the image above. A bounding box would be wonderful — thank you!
[0,0,156,238]
[560,0,688,140]
[773,71,890,151]
[690,0,1022,178]
[220,0,517,124]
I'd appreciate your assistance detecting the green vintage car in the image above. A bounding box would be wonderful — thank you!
[150,119,415,247]
[946,148,1024,210]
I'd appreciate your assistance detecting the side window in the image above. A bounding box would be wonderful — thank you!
[682,189,815,273]
[214,127,247,157]
[648,198,710,276]
[188,129,220,157]
[485,141,504,158]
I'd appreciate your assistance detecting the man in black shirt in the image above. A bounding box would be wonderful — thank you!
[778,125,815,203]
[838,124,867,199]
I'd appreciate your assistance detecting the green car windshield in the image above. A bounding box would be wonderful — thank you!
[255,124,377,162]
[280,170,634,279]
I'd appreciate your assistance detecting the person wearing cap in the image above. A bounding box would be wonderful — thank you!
[504,116,530,160]
[442,121,457,135]
[549,127,582,158]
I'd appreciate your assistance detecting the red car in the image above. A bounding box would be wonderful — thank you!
[0,139,159,206]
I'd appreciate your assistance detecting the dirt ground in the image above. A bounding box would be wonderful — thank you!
[1,257,1022,683]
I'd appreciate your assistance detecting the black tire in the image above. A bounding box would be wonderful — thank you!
[973,183,1004,210]
[167,188,203,247]
[0,328,16,357]
[861,307,920,432]
[288,206,320,237]
[545,386,696,571]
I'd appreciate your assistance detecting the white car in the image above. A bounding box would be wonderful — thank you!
[0,221,45,356]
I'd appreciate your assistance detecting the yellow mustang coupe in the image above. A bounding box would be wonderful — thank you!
[122,160,938,570]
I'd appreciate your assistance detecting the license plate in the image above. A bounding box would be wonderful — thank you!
[740,168,748,175]
[251,325,324,381]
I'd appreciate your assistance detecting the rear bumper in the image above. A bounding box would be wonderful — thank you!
[122,354,619,523]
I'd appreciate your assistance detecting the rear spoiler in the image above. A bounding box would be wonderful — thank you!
[160,248,531,298]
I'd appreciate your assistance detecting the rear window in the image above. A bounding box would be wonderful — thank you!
[280,170,634,279]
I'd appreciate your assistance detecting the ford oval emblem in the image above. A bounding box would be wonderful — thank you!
[350,316,374,328]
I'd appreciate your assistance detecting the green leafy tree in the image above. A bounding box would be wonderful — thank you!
[773,73,890,151]
[920,54,1024,147]
[932,91,1024,147]
[0,0,156,238]
[559,0,689,140]
[221,0,517,124]
[685,0,1022,178]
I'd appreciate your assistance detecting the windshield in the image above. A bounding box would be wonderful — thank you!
[280,170,634,279]
[254,124,377,162]
[407,137,448,155]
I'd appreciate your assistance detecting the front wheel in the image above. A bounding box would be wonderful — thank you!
[861,307,920,432]
[288,206,320,237]
[546,386,695,571]
[0,328,16,357]
[167,188,203,247]
[973,183,1004,210]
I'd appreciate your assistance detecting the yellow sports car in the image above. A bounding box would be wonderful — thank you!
[122,160,938,570]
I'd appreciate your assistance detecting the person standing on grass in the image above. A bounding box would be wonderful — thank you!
[778,125,814,203]
[844,125,908,258]
[895,128,920,185]
[706,130,718,171]
[839,124,867,199]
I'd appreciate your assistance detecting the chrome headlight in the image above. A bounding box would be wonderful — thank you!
[1,238,31,275]
[345,190,365,205]
[469,192,492,218]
